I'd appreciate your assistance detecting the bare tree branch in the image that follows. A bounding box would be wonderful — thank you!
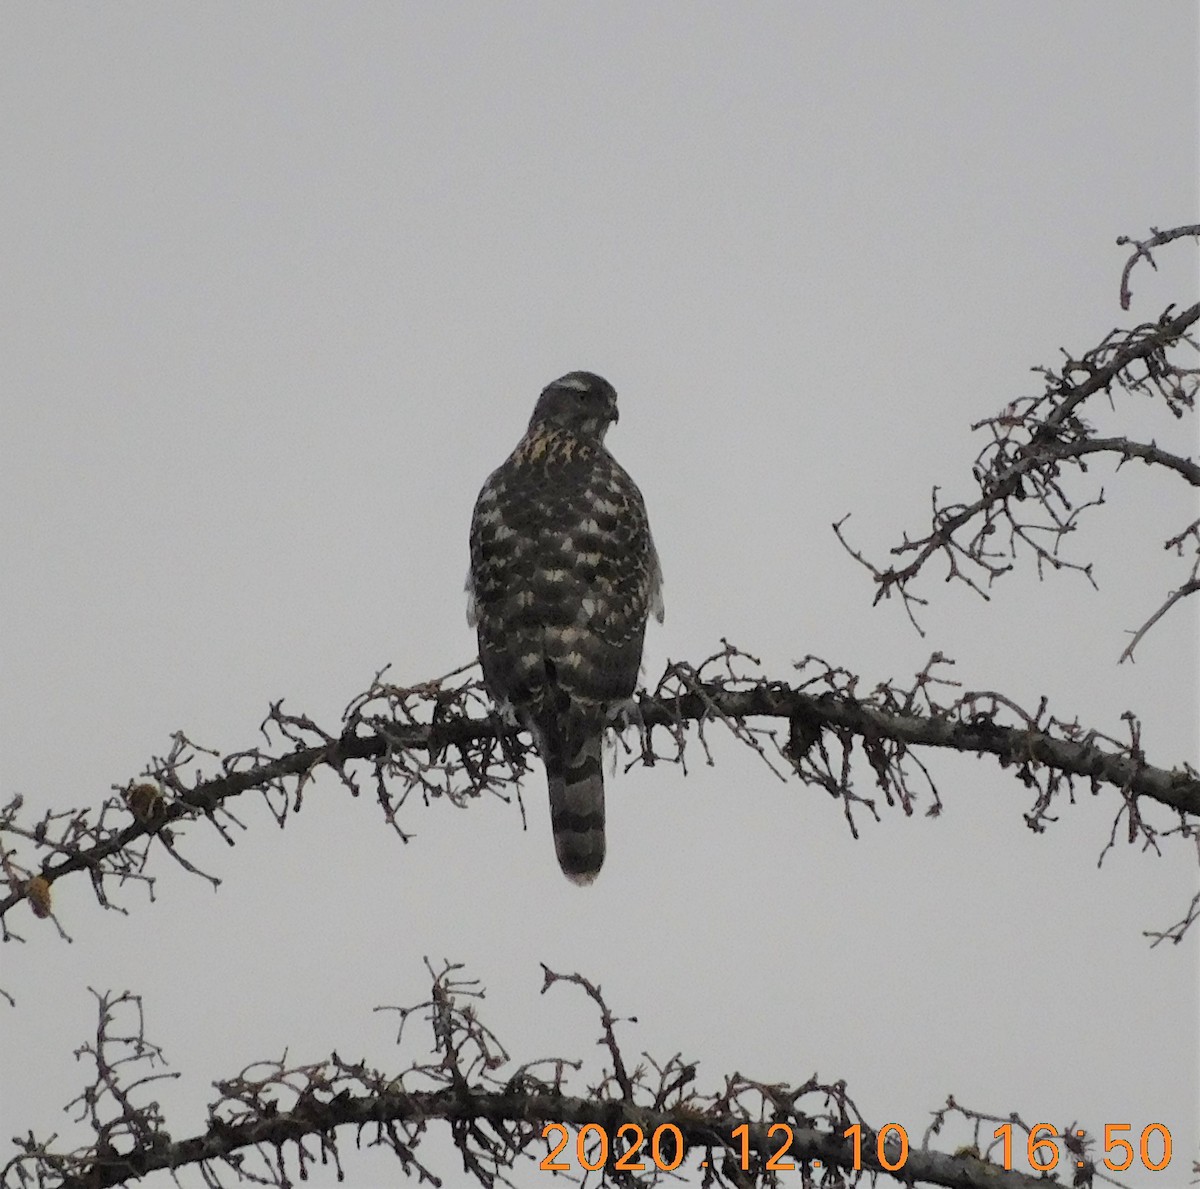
[2,652,1195,939]
[836,224,1199,657]
[2,963,1133,1189]
[1115,223,1200,310]
[2,645,1195,970]
[1119,575,1200,665]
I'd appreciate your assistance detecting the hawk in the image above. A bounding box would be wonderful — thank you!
[467,372,663,884]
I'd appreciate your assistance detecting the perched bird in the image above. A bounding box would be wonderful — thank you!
[467,372,663,884]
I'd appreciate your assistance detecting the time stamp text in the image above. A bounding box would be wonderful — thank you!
[540,1121,1173,1175]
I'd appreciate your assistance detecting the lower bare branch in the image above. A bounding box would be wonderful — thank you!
[3,965,1107,1189]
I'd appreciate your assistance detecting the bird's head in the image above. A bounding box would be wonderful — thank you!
[528,372,619,441]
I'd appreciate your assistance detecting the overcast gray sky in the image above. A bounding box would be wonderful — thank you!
[2,5,1197,1187]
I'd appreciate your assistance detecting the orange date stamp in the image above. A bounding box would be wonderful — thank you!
[540,1121,1173,1175]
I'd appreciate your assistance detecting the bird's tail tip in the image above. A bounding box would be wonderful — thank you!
[549,768,605,885]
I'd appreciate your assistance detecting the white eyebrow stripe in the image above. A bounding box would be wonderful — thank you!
[556,376,591,391]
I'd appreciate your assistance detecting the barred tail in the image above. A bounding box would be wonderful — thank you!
[548,734,605,885]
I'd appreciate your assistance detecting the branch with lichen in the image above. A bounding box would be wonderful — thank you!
[2,646,1196,954]
[836,224,1199,660]
[2,962,1121,1189]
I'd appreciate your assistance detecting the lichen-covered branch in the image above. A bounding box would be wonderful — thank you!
[1,962,1121,1189]
[836,225,1199,658]
[2,647,1196,949]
